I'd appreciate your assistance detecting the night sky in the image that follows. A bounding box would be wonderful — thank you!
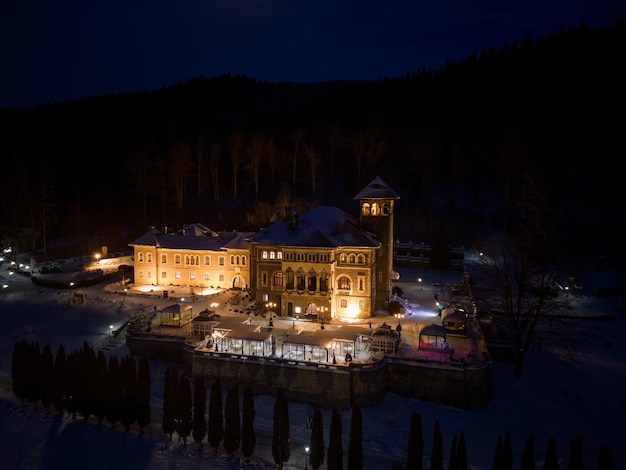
[2,0,625,109]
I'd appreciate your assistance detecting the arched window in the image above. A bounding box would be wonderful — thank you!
[320,269,328,292]
[340,253,347,263]
[230,255,235,265]
[277,251,283,260]
[175,254,181,264]
[241,256,246,266]
[161,254,167,264]
[204,255,211,266]
[349,254,356,264]
[361,202,370,215]
[270,251,275,260]
[273,271,284,287]
[337,276,351,290]
[285,268,294,290]
[138,252,144,263]
[296,268,306,291]
[308,268,317,291]
[357,254,365,264]
[371,202,379,215]
[262,251,268,260]
[146,253,152,263]
[381,202,389,215]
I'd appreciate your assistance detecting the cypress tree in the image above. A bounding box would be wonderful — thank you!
[327,406,343,470]
[596,444,612,470]
[448,435,458,470]
[502,431,513,470]
[161,367,175,439]
[520,436,535,470]
[224,383,241,457]
[406,411,423,470]
[52,343,67,414]
[177,375,193,444]
[207,378,224,453]
[492,435,503,470]
[272,389,291,469]
[241,386,256,462]
[40,342,54,411]
[543,437,559,470]
[192,376,207,448]
[429,421,444,470]
[123,355,138,432]
[136,356,151,434]
[457,431,467,470]
[566,436,583,470]
[309,408,325,470]
[348,402,363,470]
[94,350,108,425]
[25,341,42,407]
[66,351,79,419]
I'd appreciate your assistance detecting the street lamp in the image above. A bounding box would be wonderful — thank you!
[418,278,422,290]
[109,325,113,337]
[70,281,74,296]
[266,302,276,327]
[210,302,219,316]
[304,446,310,470]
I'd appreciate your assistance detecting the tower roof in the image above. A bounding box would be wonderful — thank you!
[353,176,400,200]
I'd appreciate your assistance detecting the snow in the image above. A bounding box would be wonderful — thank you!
[1,258,625,469]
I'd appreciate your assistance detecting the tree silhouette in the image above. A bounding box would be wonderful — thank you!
[502,431,513,470]
[406,411,423,470]
[520,436,535,470]
[348,403,363,470]
[491,435,502,470]
[327,407,343,470]
[192,376,207,448]
[448,435,458,470]
[309,408,325,470]
[207,378,224,453]
[241,386,256,462]
[136,356,151,434]
[161,367,175,439]
[596,444,612,470]
[176,375,193,444]
[224,383,241,457]
[272,389,290,469]
[429,420,443,470]
[543,437,558,470]
[565,436,583,470]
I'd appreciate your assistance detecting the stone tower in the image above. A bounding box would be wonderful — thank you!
[354,176,400,312]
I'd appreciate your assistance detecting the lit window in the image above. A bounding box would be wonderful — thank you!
[338,276,350,290]
[175,272,181,279]
[340,299,347,308]
[219,256,225,266]
[262,251,268,260]
[277,251,283,260]
[190,272,196,280]
[270,251,275,260]
[204,273,210,281]
[273,272,284,287]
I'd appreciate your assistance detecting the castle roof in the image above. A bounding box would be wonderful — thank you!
[353,176,400,200]
[129,223,252,251]
[249,205,379,248]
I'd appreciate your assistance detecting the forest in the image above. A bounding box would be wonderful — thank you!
[1,20,624,266]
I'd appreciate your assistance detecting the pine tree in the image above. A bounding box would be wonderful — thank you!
[406,412,423,470]
[543,437,559,470]
[502,431,513,470]
[94,350,108,425]
[223,383,241,457]
[120,355,137,431]
[11,340,27,407]
[25,341,42,406]
[241,386,256,462]
[327,407,343,470]
[207,378,224,453]
[565,436,583,470]
[309,408,325,470]
[348,402,363,470]
[136,356,151,434]
[430,420,444,470]
[272,389,291,469]
[596,444,612,470]
[177,375,193,444]
[192,376,207,448]
[448,435,458,470]
[492,435,503,470]
[520,436,535,470]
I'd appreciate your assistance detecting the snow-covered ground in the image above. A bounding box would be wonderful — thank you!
[0,259,624,469]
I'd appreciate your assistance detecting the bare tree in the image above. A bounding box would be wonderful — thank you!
[475,167,574,378]
[228,130,244,202]
[246,131,266,201]
[208,142,221,201]
[304,142,320,195]
[169,142,192,224]
[289,129,305,192]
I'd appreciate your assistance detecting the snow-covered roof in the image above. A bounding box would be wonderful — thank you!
[353,176,400,200]
[419,323,447,337]
[129,224,252,251]
[249,205,379,248]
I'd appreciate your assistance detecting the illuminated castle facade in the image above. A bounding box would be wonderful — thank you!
[130,177,399,321]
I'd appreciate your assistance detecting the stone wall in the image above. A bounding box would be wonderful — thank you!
[127,335,491,410]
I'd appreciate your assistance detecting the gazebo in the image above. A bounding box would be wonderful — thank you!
[419,323,449,352]
[442,308,467,335]
[157,303,193,327]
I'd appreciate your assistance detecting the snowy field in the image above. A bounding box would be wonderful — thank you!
[0,261,625,469]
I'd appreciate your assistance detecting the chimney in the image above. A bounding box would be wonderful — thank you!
[291,210,299,229]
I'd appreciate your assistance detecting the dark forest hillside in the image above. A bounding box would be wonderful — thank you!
[1,20,624,265]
